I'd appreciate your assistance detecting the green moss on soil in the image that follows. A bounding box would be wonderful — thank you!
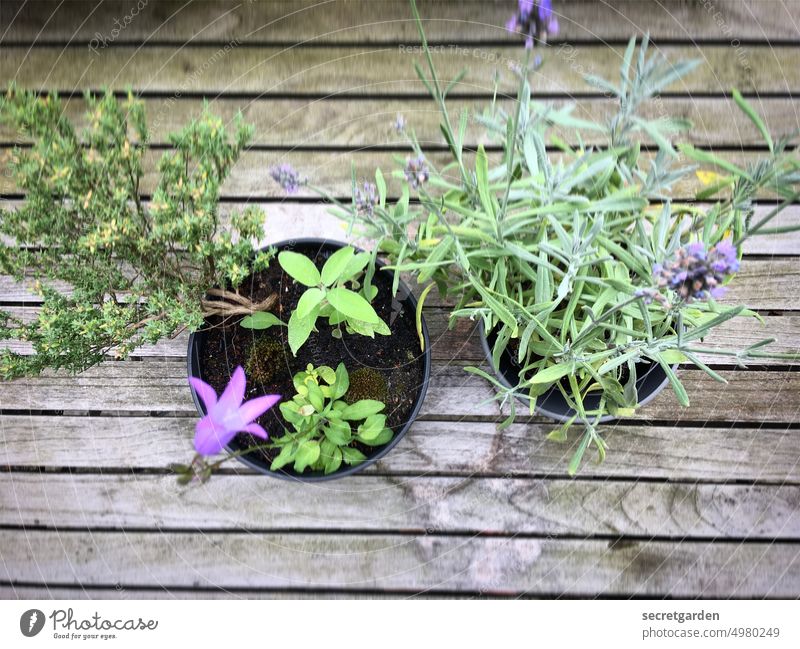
[344,367,388,404]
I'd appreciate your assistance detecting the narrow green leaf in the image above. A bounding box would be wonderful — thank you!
[732,88,773,151]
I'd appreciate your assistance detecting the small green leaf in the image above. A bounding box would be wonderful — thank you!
[270,444,296,471]
[326,287,380,324]
[528,362,574,385]
[298,403,315,416]
[357,414,387,441]
[279,251,321,287]
[333,362,350,400]
[340,399,385,420]
[321,246,355,286]
[475,144,495,218]
[375,168,387,207]
[357,427,393,446]
[342,447,367,466]
[306,381,325,412]
[732,88,773,152]
[295,287,325,319]
[294,440,321,472]
[324,418,352,445]
[287,308,318,355]
[324,447,343,474]
[317,365,337,384]
[239,311,286,330]
[340,252,370,283]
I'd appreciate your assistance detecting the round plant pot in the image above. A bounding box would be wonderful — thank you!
[187,238,432,481]
[478,321,670,423]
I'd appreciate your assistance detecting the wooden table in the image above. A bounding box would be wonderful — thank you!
[1,0,799,598]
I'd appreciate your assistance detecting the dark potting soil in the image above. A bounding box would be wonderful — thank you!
[196,242,426,475]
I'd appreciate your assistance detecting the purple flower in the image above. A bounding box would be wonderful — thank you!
[403,155,429,189]
[189,366,280,456]
[653,239,740,303]
[354,181,379,217]
[269,163,303,195]
[394,113,406,133]
[506,0,559,49]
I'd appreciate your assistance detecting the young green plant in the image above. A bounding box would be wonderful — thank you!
[270,246,390,354]
[271,362,392,474]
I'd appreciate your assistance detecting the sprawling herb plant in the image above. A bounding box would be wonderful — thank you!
[0,88,277,379]
[333,1,800,473]
[271,363,392,474]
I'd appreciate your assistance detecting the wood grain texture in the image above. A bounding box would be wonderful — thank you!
[2,257,798,309]
[2,96,797,148]
[0,149,793,199]
[3,415,800,481]
[0,360,799,424]
[2,200,799,257]
[2,529,799,596]
[3,45,797,95]
[2,306,798,366]
[2,1,798,43]
[0,585,427,599]
[2,473,799,538]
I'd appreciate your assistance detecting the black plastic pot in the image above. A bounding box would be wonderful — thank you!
[187,238,432,481]
[478,321,670,423]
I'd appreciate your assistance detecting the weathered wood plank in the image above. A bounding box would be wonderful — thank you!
[3,473,799,538]
[3,257,798,311]
[2,1,797,43]
[2,200,798,257]
[2,45,796,95]
[2,96,797,148]
[2,530,798,596]
[0,360,798,424]
[0,150,792,199]
[0,585,426,599]
[2,306,798,367]
[3,415,800,481]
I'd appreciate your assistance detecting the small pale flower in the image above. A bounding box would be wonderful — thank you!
[189,366,280,456]
[403,155,429,189]
[354,181,379,217]
[269,163,303,194]
[394,113,406,133]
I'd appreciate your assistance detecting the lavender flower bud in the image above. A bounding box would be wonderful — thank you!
[354,181,379,217]
[403,155,429,189]
[269,164,303,195]
[394,113,406,134]
[654,239,740,303]
[506,0,559,49]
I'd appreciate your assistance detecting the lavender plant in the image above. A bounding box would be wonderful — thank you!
[0,88,278,379]
[331,1,800,473]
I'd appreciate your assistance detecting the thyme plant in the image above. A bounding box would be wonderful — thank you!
[334,2,800,472]
[0,88,276,379]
